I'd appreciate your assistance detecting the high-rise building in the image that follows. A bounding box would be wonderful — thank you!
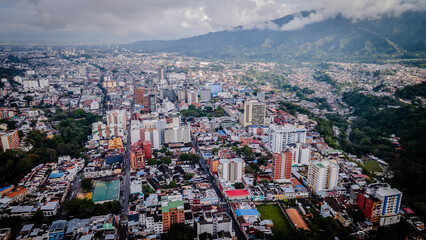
[289,143,311,165]
[158,68,165,80]
[242,101,266,127]
[267,124,306,153]
[210,159,219,174]
[162,200,185,231]
[141,128,161,149]
[164,126,190,144]
[143,141,152,160]
[357,183,402,226]
[187,90,199,104]
[130,144,145,170]
[200,88,212,102]
[149,94,156,112]
[130,120,143,144]
[307,160,339,193]
[0,130,20,152]
[106,109,127,132]
[135,88,151,112]
[218,158,245,183]
[272,150,293,182]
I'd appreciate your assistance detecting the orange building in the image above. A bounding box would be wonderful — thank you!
[130,145,145,170]
[0,185,14,197]
[210,159,219,174]
[273,150,292,181]
[7,187,28,202]
[162,200,185,231]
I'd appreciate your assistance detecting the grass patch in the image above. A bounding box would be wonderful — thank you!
[364,160,382,173]
[257,204,297,240]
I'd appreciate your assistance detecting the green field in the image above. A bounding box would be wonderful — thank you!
[364,160,382,173]
[257,204,297,240]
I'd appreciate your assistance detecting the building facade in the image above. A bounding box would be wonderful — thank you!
[0,130,20,152]
[307,160,339,193]
[273,151,293,182]
[218,158,245,183]
[162,200,185,231]
[267,124,306,153]
[242,101,266,127]
[357,183,402,226]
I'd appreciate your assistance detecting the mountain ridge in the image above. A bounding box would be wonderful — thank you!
[124,11,426,63]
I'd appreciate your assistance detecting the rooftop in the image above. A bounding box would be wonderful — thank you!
[162,200,184,213]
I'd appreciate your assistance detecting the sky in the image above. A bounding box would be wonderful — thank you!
[0,0,425,43]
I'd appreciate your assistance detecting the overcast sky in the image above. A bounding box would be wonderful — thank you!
[0,0,425,43]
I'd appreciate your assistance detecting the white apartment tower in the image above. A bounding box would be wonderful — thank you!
[267,124,307,153]
[307,160,339,193]
[218,158,245,183]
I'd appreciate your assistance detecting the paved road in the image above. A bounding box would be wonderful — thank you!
[192,139,245,240]
[119,74,136,240]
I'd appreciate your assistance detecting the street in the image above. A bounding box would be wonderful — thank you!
[192,139,245,240]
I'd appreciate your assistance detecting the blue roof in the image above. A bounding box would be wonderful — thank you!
[248,125,259,128]
[219,130,226,135]
[105,155,123,165]
[236,209,260,216]
[0,185,13,192]
[49,172,64,179]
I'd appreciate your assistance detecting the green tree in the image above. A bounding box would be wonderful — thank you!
[167,180,177,189]
[162,223,196,240]
[183,173,194,180]
[81,178,92,191]
[147,158,159,165]
[161,157,171,165]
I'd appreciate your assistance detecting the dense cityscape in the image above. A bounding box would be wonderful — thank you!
[0,45,424,240]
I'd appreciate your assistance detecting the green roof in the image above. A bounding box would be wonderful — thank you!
[103,223,113,230]
[92,180,119,202]
[162,200,184,213]
[317,163,325,168]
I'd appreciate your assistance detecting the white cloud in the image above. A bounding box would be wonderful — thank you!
[0,0,424,42]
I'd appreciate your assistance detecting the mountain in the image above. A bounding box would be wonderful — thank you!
[125,11,426,63]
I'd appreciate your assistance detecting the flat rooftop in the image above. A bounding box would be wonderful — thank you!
[92,180,119,203]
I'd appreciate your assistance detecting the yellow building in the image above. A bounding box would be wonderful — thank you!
[108,138,124,149]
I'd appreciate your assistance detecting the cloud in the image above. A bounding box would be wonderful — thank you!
[0,0,424,42]
[280,0,426,31]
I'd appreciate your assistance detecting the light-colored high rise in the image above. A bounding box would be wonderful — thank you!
[164,126,190,144]
[307,160,339,193]
[106,109,127,132]
[218,158,245,183]
[0,130,20,152]
[187,90,199,104]
[200,88,212,102]
[267,124,306,153]
[289,143,311,165]
[242,101,266,127]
